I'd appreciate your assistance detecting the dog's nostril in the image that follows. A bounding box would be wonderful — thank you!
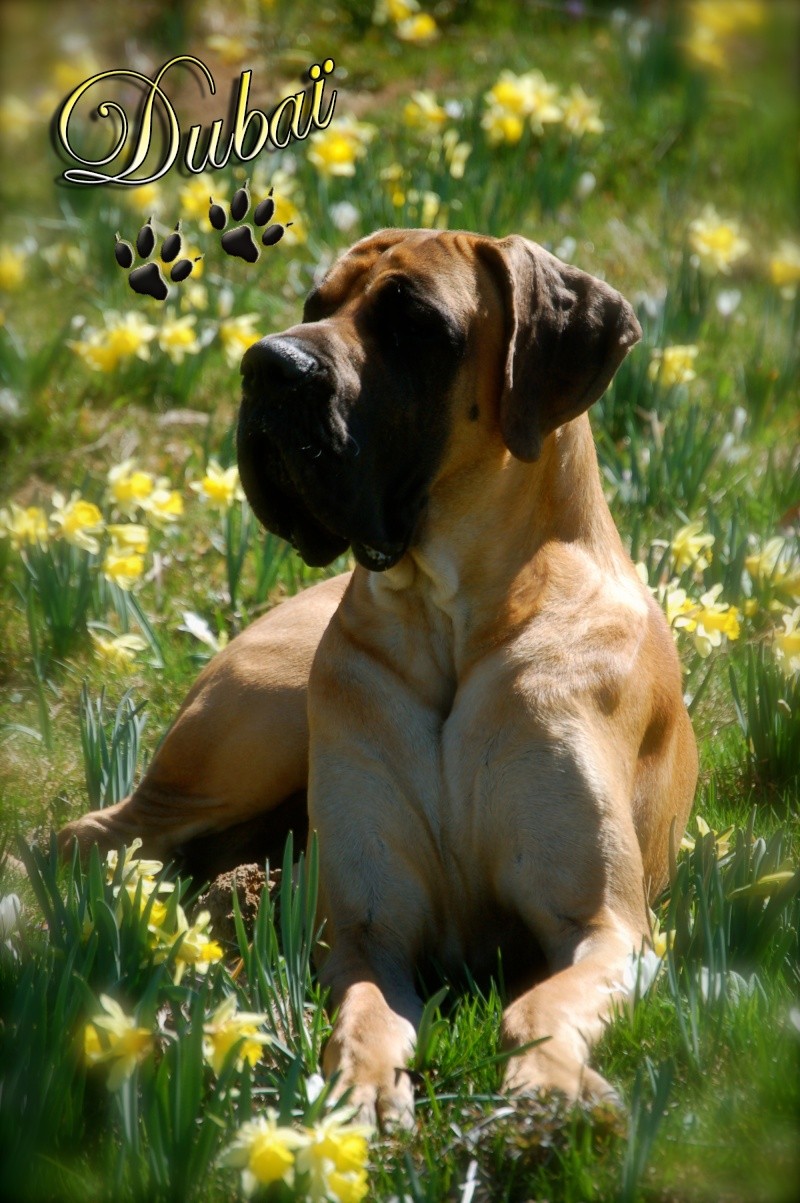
[241,336,319,385]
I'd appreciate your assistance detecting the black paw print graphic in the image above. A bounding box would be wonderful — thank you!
[114,217,201,300]
[208,183,293,264]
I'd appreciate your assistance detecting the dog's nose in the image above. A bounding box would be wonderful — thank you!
[241,336,319,386]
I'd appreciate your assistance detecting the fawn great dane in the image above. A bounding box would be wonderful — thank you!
[61,229,698,1126]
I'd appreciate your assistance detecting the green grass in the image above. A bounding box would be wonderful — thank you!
[1,0,799,1199]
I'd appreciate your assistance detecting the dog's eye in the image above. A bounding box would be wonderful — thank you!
[377,281,439,345]
[303,288,330,322]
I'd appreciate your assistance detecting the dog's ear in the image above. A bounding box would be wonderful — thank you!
[477,235,641,461]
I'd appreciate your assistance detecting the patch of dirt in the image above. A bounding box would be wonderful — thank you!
[193,862,280,947]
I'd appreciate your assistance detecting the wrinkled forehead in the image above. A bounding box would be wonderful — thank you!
[304,229,479,320]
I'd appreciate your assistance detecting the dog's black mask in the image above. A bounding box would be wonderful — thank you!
[237,259,466,571]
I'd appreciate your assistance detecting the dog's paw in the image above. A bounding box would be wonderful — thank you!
[114,218,201,301]
[57,799,164,864]
[208,183,293,264]
[576,1065,624,1110]
[58,811,122,861]
[502,1052,622,1112]
[322,1002,417,1133]
[329,1072,415,1133]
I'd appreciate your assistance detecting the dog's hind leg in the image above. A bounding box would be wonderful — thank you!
[499,907,644,1105]
[58,573,350,868]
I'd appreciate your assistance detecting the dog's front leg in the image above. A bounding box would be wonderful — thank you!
[312,812,427,1130]
[500,909,643,1105]
[321,949,421,1130]
[308,607,442,1130]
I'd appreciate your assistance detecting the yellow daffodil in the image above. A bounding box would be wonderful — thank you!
[243,174,307,245]
[143,898,171,937]
[308,131,362,178]
[768,240,800,300]
[406,188,444,229]
[107,460,155,517]
[648,345,699,388]
[202,996,272,1075]
[90,631,148,668]
[139,486,184,527]
[69,312,155,373]
[181,172,226,222]
[103,548,145,591]
[524,71,564,135]
[773,607,800,676]
[482,70,563,144]
[190,459,243,509]
[380,162,407,206]
[648,909,674,959]
[107,836,174,924]
[106,838,164,885]
[295,1114,371,1203]
[0,503,49,549]
[52,52,99,94]
[157,313,200,363]
[674,583,740,657]
[686,1,765,37]
[326,1169,370,1203]
[101,312,156,361]
[373,0,419,23]
[174,242,204,280]
[496,69,562,124]
[745,537,784,582]
[206,33,252,64]
[0,244,25,291]
[106,523,149,555]
[0,95,36,143]
[688,206,749,275]
[154,907,223,983]
[403,90,447,133]
[561,85,604,138]
[219,314,261,367]
[396,12,439,43]
[50,491,104,554]
[657,580,696,630]
[83,994,153,1090]
[487,71,537,116]
[180,282,208,312]
[35,88,61,119]
[671,521,714,573]
[481,107,525,146]
[692,586,742,648]
[440,128,471,180]
[69,332,110,373]
[745,538,800,600]
[122,181,163,215]
[308,115,376,178]
[680,814,734,857]
[682,23,727,71]
[221,1112,310,1197]
[41,241,87,272]
[250,165,296,205]
[274,193,307,245]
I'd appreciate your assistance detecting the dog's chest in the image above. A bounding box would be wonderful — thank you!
[409,690,526,926]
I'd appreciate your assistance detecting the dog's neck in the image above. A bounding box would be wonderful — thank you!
[374,414,632,651]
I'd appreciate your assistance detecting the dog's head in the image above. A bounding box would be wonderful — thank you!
[237,229,640,571]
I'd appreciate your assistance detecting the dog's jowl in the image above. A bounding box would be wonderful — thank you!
[61,229,698,1128]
